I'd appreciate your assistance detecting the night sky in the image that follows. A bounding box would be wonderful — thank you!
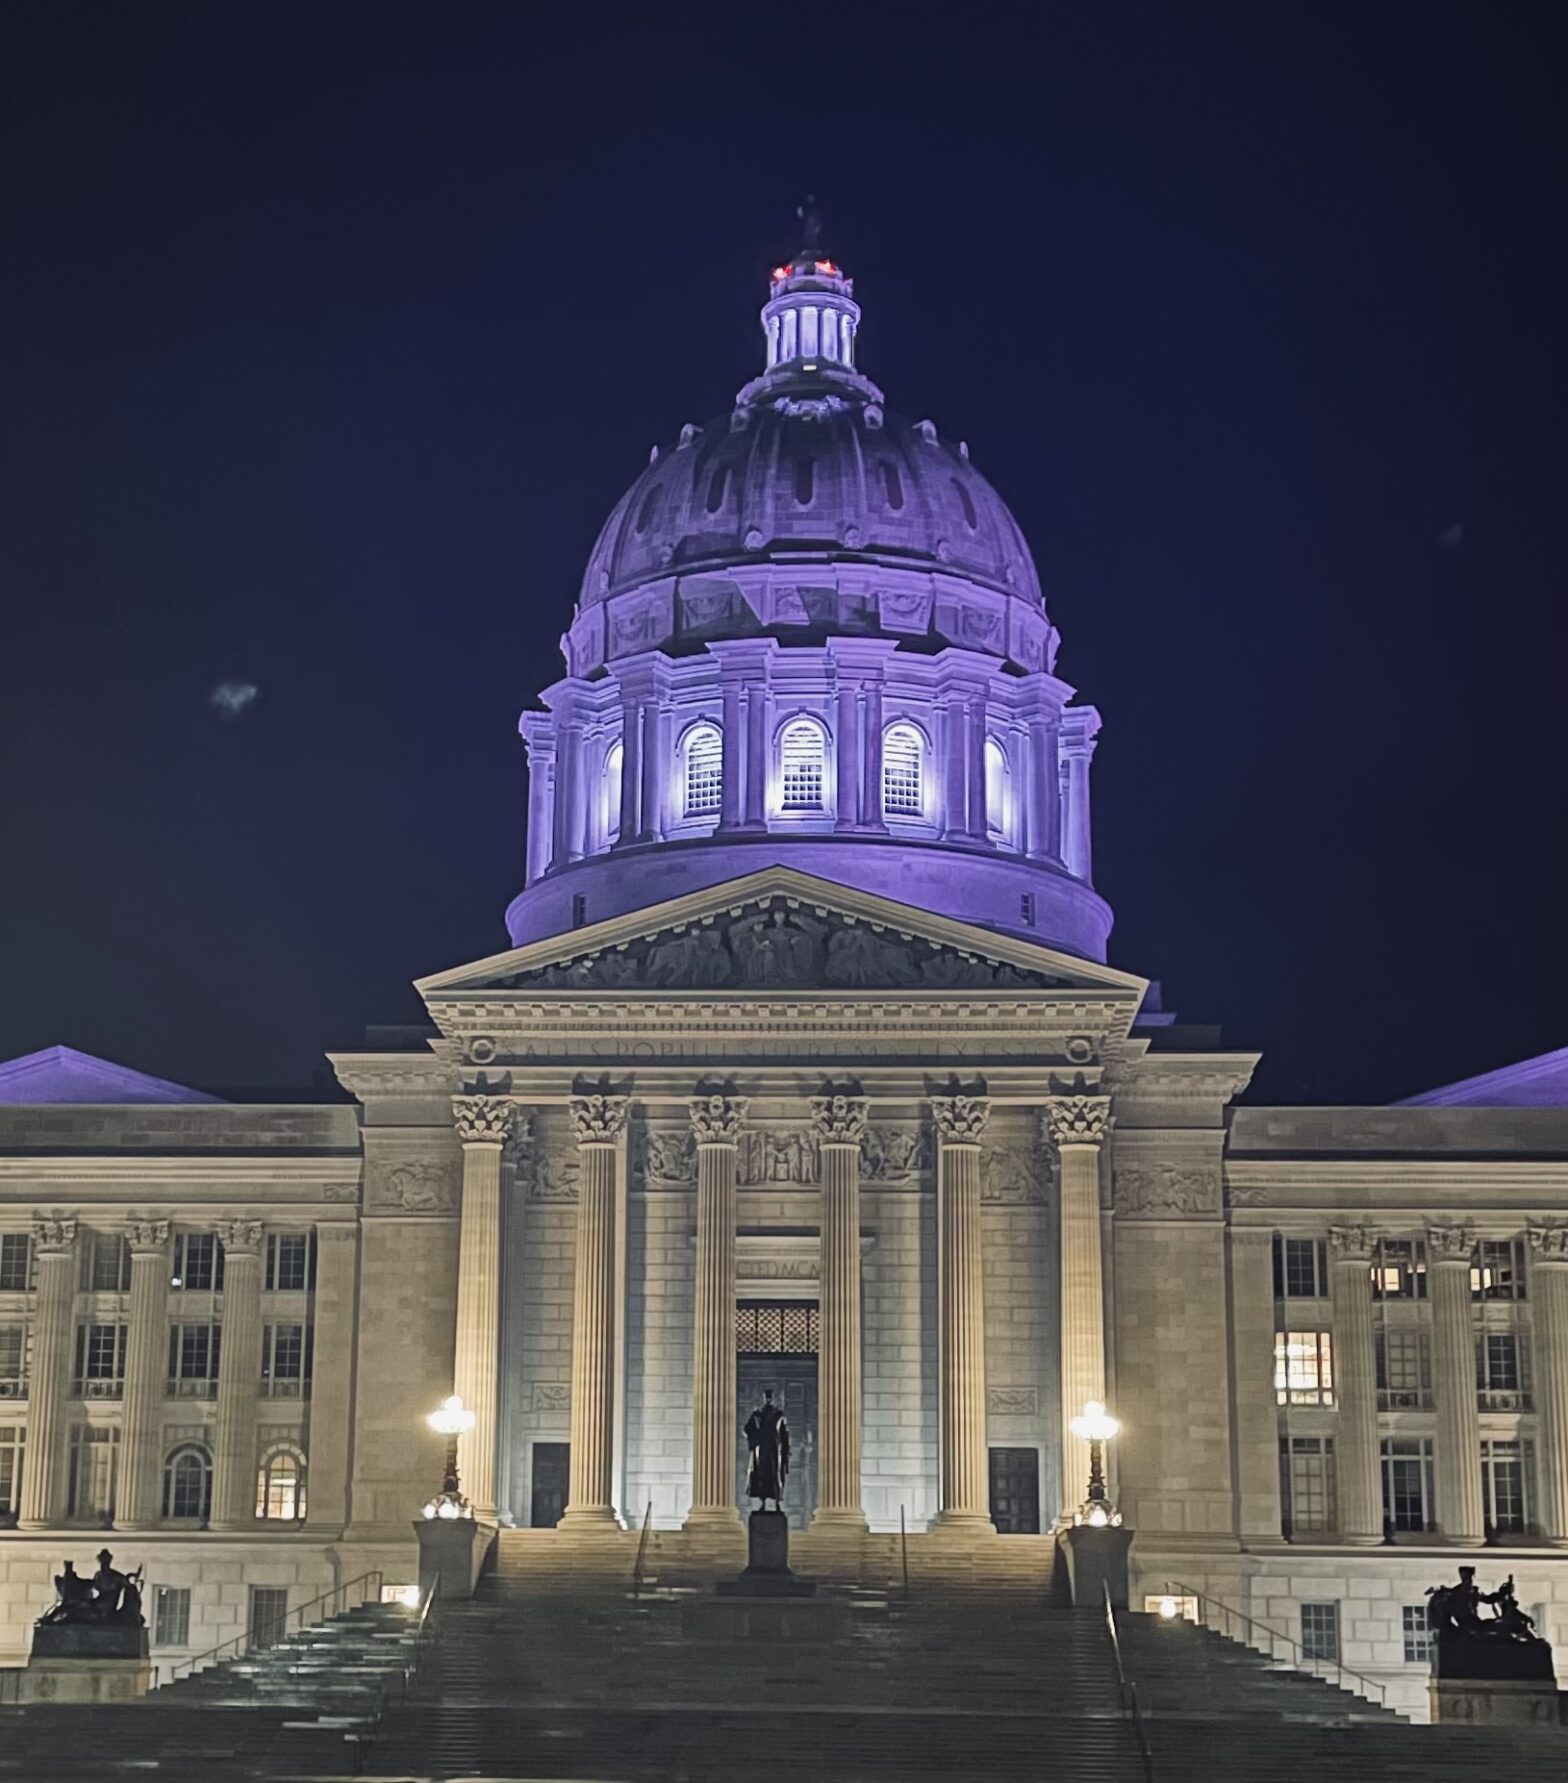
[4,2,1565,1104]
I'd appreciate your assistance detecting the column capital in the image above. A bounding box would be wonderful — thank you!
[1328,1224,1377,1263]
[931,1095,990,1146]
[216,1220,264,1257]
[1042,1095,1111,1148]
[125,1219,171,1256]
[1529,1226,1568,1267]
[811,1092,868,1147]
[32,1216,77,1255]
[570,1093,629,1146]
[689,1093,748,1146]
[453,1094,516,1146]
[1427,1222,1475,1264]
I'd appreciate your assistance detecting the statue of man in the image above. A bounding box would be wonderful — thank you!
[744,1388,791,1511]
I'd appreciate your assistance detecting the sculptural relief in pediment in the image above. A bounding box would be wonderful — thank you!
[499,895,1061,994]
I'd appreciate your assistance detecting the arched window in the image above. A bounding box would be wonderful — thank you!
[682,722,723,818]
[705,465,729,513]
[162,1444,212,1521]
[256,1446,307,1522]
[778,718,827,812]
[793,455,815,506]
[985,737,1009,839]
[882,722,925,819]
[880,462,905,511]
[603,741,623,845]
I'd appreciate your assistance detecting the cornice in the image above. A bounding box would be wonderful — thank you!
[328,1052,461,1100]
[0,1157,361,1197]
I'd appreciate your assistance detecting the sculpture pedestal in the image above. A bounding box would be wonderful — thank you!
[685,1510,845,1641]
[24,1624,150,1702]
[1056,1523,1134,1611]
[1431,1634,1561,1725]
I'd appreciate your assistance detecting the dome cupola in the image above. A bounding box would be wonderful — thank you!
[507,219,1109,962]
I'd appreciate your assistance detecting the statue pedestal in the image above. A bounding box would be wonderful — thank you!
[414,1516,496,1604]
[24,1624,150,1702]
[685,1510,846,1641]
[1431,1635,1561,1725]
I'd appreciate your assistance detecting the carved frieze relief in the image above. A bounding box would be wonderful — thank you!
[635,1121,932,1188]
[981,1146,1042,1205]
[986,1386,1039,1416]
[366,1156,461,1215]
[1113,1162,1221,1219]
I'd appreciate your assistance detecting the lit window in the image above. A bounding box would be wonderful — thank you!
[984,737,1008,839]
[882,723,924,818]
[779,719,827,812]
[682,723,722,818]
[162,1445,212,1520]
[257,1447,307,1522]
[604,741,624,844]
[1472,1240,1525,1301]
[1274,1330,1334,1405]
[1370,1238,1427,1301]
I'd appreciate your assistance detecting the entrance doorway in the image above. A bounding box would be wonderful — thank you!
[530,1441,569,1528]
[736,1301,819,1528]
[989,1446,1042,1533]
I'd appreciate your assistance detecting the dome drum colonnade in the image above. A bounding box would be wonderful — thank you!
[506,243,1110,963]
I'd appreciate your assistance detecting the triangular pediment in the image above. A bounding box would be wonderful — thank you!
[417,867,1147,1002]
[0,1046,219,1105]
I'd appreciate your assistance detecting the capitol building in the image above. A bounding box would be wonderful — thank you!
[2,233,1566,1718]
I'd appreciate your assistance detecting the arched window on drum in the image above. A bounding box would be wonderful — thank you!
[882,722,926,820]
[778,717,828,813]
[681,722,723,819]
[603,740,624,845]
[985,736,1010,842]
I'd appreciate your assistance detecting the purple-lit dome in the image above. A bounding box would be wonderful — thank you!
[507,227,1110,964]
[581,401,1043,615]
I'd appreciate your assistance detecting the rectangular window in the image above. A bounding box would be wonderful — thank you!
[249,1586,290,1649]
[1472,1239,1526,1302]
[1273,1236,1328,1299]
[88,1234,131,1293]
[153,1585,191,1647]
[1476,1333,1529,1408]
[1279,1436,1337,1536]
[1482,1440,1532,1535]
[73,1323,127,1397]
[0,1425,23,1513]
[1371,1238,1428,1301]
[1381,1436,1435,1533]
[172,1233,223,1292]
[265,1233,313,1293]
[167,1323,221,1395]
[1274,1330,1334,1405]
[0,1324,25,1397]
[1402,1604,1433,1665]
[1375,1327,1432,1408]
[1300,1602,1340,1662]
[0,1234,32,1293]
[66,1426,119,1518]
[261,1323,312,1397]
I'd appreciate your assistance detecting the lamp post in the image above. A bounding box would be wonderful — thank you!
[423,1394,477,1521]
[1069,1399,1122,1527]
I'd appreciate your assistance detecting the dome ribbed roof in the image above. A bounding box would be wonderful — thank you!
[580,396,1043,612]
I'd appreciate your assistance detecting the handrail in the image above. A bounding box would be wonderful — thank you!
[630,1500,654,1599]
[898,1504,910,1601]
[346,1577,439,1777]
[1103,1583,1154,1783]
[165,1569,384,1685]
[1165,1578,1388,1707]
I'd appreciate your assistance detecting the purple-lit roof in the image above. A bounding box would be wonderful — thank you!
[0,1045,219,1105]
[1397,1045,1568,1109]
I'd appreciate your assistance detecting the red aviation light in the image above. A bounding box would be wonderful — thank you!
[814,260,840,276]
[771,265,792,284]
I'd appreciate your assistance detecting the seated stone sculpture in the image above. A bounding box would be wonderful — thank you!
[1425,1565,1553,1681]
[35,1550,145,1629]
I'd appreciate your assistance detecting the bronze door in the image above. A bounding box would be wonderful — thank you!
[989,1445,1041,1533]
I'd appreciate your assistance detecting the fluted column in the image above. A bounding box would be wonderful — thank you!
[1528,1227,1568,1546]
[452,1095,515,1522]
[834,682,860,831]
[860,681,887,834]
[18,1217,77,1530]
[1328,1225,1383,1543]
[1045,1095,1111,1518]
[812,1090,868,1528]
[933,1094,991,1528]
[686,1092,747,1528]
[1429,1224,1484,1545]
[116,1220,172,1530]
[210,1221,264,1531]
[563,1094,627,1528]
